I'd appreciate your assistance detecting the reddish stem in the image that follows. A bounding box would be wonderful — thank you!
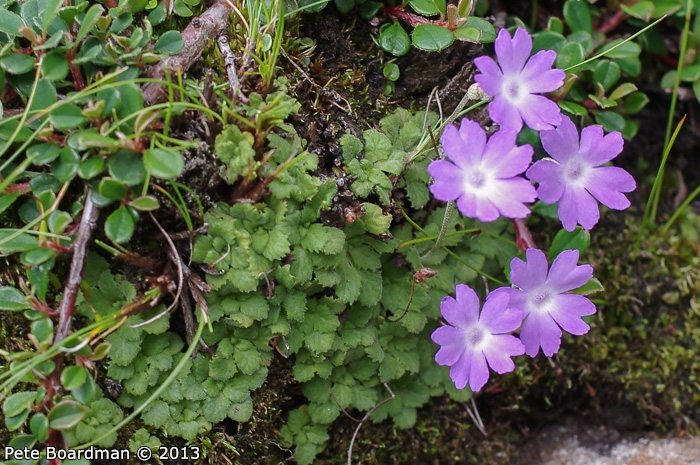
[383,5,449,28]
[512,218,536,252]
[596,9,626,35]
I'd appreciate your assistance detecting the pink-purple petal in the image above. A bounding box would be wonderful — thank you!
[474,196,501,222]
[496,27,532,75]
[489,96,524,132]
[541,117,579,163]
[548,294,596,336]
[586,167,636,209]
[455,190,479,219]
[520,51,563,92]
[450,351,472,390]
[468,350,490,392]
[480,291,522,333]
[427,160,464,201]
[580,128,624,165]
[547,251,593,293]
[560,186,600,231]
[473,56,503,96]
[518,94,562,131]
[483,335,526,374]
[483,133,533,177]
[487,178,536,218]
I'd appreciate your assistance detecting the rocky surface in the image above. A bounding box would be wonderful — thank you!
[518,423,700,465]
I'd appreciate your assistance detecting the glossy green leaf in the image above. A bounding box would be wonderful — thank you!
[28,266,48,300]
[20,247,56,266]
[6,410,30,431]
[27,142,61,165]
[593,60,620,92]
[153,30,184,54]
[98,177,127,200]
[409,0,444,17]
[0,230,38,254]
[548,227,590,260]
[76,4,104,43]
[378,22,411,56]
[0,287,29,310]
[109,150,147,186]
[71,372,96,404]
[563,0,592,33]
[105,205,135,243]
[454,17,495,43]
[48,210,72,234]
[75,131,116,150]
[0,9,25,35]
[29,413,49,442]
[61,365,88,391]
[52,147,80,182]
[129,195,160,211]
[573,277,604,296]
[412,24,454,51]
[532,31,565,53]
[41,0,62,33]
[78,156,106,179]
[31,317,53,344]
[620,1,654,21]
[3,391,36,417]
[143,148,184,179]
[555,41,585,72]
[48,400,86,430]
[383,63,400,81]
[594,110,626,132]
[49,103,86,130]
[41,52,69,81]
[0,53,35,74]
[609,82,637,101]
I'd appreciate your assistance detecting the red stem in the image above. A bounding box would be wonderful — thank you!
[512,218,536,252]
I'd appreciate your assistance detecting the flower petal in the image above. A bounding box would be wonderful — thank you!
[450,349,473,390]
[559,185,600,231]
[580,127,623,165]
[486,177,536,219]
[489,95,523,132]
[480,291,522,331]
[548,294,596,336]
[483,132,533,177]
[483,334,525,374]
[428,160,465,201]
[432,326,466,366]
[440,287,477,328]
[520,310,562,357]
[547,250,593,292]
[468,349,490,392]
[528,160,565,204]
[495,27,532,75]
[518,94,562,131]
[474,56,504,96]
[586,166,636,210]
[455,189,480,219]
[520,51,564,93]
[541,116,579,163]
[473,196,501,222]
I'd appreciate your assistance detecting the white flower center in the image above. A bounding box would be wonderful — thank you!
[564,158,591,187]
[468,170,486,188]
[503,78,523,102]
[529,288,556,315]
[467,327,484,346]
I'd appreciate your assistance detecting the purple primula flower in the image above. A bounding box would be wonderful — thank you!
[493,248,596,358]
[526,115,636,231]
[428,118,537,222]
[474,27,565,132]
[431,284,525,392]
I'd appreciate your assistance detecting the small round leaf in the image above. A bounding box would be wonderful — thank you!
[143,148,184,179]
[105,205,135,243]
[61,365,88,391]
[379,22,411,56]
[98,177,127,200]
[109,150,147,186]
[0,53,35,74]
[48,400,86,430]
[129,195,160,211]
[78,156,106,179]
[29,413,49,442]
[412,24,454,52]
[153,30,184,54]
[3,391,36,417]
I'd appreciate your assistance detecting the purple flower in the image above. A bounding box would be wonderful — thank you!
[474,27,565,132]
[526,116,636,231]
[428,118,536,222]
[493,249,595,358]
[431,284,525,392]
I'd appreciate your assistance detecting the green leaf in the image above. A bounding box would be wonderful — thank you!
[29,413,49,442]
[624,91,649,114]
[558,100,588,117]
[144,148,184,179]
[379,22,411,56]
[360,202,392,234]
[48,210,72,235]
[3,391,36,417]
[301,224,345,255]
[28,142,61,165]
[42,52,69,81]
[336,259,362,303]
[98,178,127,200]
[129,195,160,211]
[454,17,496,43]
[609,82,637,101]
[574,277,604,296]
[409,0,444,16]
[6,410,30,431]
[20,247,56,266]
[50,103,86,130]
[594,110,625,132]
[52,147,80,182]
[411,24,454,52]
[153,30,184,54]
[563,0,592,33]
[0,286,30,310]
[383,63,400,82]
[548,227,590,260]
[61,365,88,391]
[109,150,147,186]
[228,397,253,422]
[620,1,654,21]
[0,53,35,74]
[0,9,25,35]
[105,206,135,243]
[71,373,96,404]
[592,60,620,93]
[555,41,585,72]
[77,4,104,43]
